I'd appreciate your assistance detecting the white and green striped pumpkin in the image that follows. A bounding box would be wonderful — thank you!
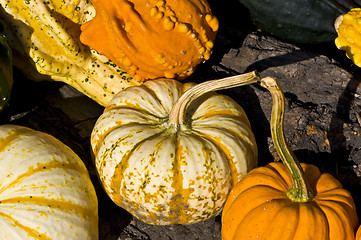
[91,72,259,225]
[0,125,98,239]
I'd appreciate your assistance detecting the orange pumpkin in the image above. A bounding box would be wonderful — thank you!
[357,226,361,239]
[221,77,359,240]
[80,0,219,81]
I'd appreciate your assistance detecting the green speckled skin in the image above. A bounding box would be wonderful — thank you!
[91,78,258,225]
[0,0,139,106]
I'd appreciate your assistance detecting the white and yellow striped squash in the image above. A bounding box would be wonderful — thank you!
[0,125,98,239]
[0,0,140,106]
[91,75,258,225]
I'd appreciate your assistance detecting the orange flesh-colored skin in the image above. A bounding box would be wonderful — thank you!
[221,162,359,240]
[356,225,361,240]
[80,0,219,81]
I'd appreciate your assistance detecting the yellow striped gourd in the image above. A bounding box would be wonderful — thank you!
[91,72,259,225]
[0,125,98,239]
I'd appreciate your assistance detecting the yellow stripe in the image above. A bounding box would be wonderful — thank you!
[109,127,168,203]
[0,212,52,240]
[0,195,96,220]
[167,134,196,223]
[0,128,26,153]
[0,160,88,195]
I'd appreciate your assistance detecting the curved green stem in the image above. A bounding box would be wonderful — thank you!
[168,71,260,125]
[261,77,313,203]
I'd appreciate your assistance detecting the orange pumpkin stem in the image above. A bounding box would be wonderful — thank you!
[168,70,260,125]
[261,77,313,202]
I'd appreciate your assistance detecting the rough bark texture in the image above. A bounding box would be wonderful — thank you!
[1,1,361,239]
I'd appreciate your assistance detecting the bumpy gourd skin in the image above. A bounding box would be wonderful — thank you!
[335,8,361,68]
[80,0,219,80]
[0,0,139,107]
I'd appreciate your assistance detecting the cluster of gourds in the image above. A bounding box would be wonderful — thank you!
[0,0,361,239]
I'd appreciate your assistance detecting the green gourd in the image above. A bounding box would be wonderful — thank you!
[238,0,361,43]
[0,34,13,112]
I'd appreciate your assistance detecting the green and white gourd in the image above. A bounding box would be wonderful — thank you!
[0,0,139,106]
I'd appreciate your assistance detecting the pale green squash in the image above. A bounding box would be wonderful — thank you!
[239,0,361,43]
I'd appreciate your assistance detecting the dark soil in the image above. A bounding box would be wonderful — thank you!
[1,1,361,239]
